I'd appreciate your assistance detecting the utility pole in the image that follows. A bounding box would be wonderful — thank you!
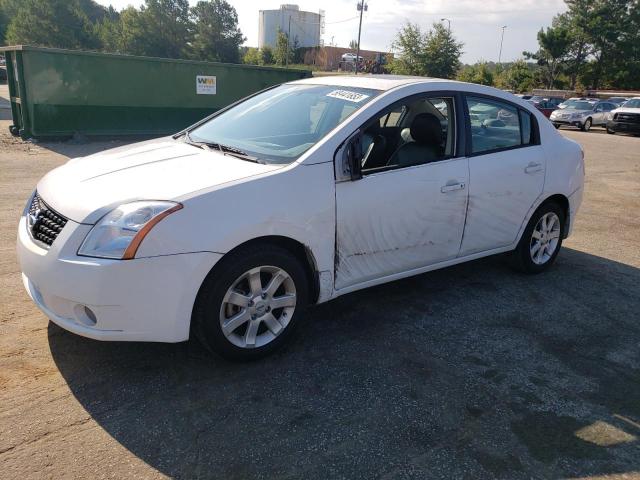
[440,18,451,33]
[355,1,367,74]
[286,15,291,67]
[498,25,507,64]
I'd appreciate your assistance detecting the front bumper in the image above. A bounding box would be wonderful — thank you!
[606,120,640,133]
[551,118,584,128]
[17,216,222,342]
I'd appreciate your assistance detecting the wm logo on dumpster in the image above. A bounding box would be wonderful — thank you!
[196,75,217,95]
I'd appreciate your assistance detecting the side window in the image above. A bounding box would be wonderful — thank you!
[466,96,534,154]
[595,104,604,112]
[360,96,456,173]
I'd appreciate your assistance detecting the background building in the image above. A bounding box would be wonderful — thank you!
[259,5,322,49]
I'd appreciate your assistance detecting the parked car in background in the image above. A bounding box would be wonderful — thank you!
[606,97,640,135]
[550,100,617,131]
[557,98,595,109]
[341,52,363,63]
[535,100,561,118]
[606,97,629,106]
[526,96,545,104]
[17,76,584,360]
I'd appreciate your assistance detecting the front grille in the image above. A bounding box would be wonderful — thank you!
[28,192,67,247]
[614,113,640,123]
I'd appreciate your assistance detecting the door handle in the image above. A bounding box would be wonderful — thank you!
[525,162,543,174]
[440,182,466,193]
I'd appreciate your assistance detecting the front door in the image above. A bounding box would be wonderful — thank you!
[334,95,469,290]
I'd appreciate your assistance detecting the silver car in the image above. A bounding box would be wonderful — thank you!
[550,100,617,131]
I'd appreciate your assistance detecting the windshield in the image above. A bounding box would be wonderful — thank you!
[189,84,381,164]
[565,101,594,110]
[623,99,640,108]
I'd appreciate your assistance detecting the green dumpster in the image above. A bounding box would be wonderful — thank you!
[0,45,311,139]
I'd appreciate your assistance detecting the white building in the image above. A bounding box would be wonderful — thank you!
[259,5,322,49]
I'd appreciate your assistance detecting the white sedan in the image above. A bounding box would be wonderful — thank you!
[18,76,584,360]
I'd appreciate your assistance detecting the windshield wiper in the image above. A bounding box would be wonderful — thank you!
[182,131,207,149]
[182,133,264,164]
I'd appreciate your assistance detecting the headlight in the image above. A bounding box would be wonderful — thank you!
[78,201,182,259]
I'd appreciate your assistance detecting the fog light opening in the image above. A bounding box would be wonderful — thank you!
[74,304,97,327]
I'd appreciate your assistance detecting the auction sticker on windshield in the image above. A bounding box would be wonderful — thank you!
[196,75,217,95]
[326,90,370,103]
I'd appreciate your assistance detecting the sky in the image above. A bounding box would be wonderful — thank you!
[93,0,567,64]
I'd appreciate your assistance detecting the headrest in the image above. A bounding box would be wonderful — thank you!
[410,113,443,145]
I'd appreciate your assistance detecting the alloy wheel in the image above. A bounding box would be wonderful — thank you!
[219,266,297,349]
[530,212,561,265]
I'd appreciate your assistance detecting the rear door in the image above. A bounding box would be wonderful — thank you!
[459,96,545,255]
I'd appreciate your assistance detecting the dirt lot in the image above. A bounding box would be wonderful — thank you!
[1,120,639,480]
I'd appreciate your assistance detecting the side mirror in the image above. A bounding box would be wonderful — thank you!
[335,130,363,181]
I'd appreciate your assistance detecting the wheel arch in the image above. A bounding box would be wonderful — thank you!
[539,193,570,238]
[210,235,321,305]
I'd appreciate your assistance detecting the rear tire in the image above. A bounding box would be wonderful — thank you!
[192,244,309,361]
[581,118,592,132]
[511,201,565,274]
[553,123,560,129]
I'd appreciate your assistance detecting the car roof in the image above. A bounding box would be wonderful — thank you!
[288,75,463,92]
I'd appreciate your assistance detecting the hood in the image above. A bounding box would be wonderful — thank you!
[612,107,640,115]
[553,108,590,116]
[37,137,280,224]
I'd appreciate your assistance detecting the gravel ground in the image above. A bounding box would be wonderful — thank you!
[1,121,639,479]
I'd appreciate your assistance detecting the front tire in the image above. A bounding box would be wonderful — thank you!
[192,244,309,361]
[606,126,615,134]
[512,202,565,274]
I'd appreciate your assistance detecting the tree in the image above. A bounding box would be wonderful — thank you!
[190,0,244,63]
[422,22,463,78]
[5,0,101,49]
[527,0,640,90]
[274,28,292,66]
[524,26,571,88]
[496,60,534,92]
[349,39,358,49]
[261,46,274,65]
[390,23,426,75]
[243,47,261,65]
[139,0,191,59]
[457,61,494,86]
[99,6,149,55]
[391,22,463,78]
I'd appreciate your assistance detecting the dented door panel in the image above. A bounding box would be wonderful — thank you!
[459,146,546,255]
[335,158,469,290]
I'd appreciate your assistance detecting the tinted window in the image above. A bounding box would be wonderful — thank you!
[467,97,528,154]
